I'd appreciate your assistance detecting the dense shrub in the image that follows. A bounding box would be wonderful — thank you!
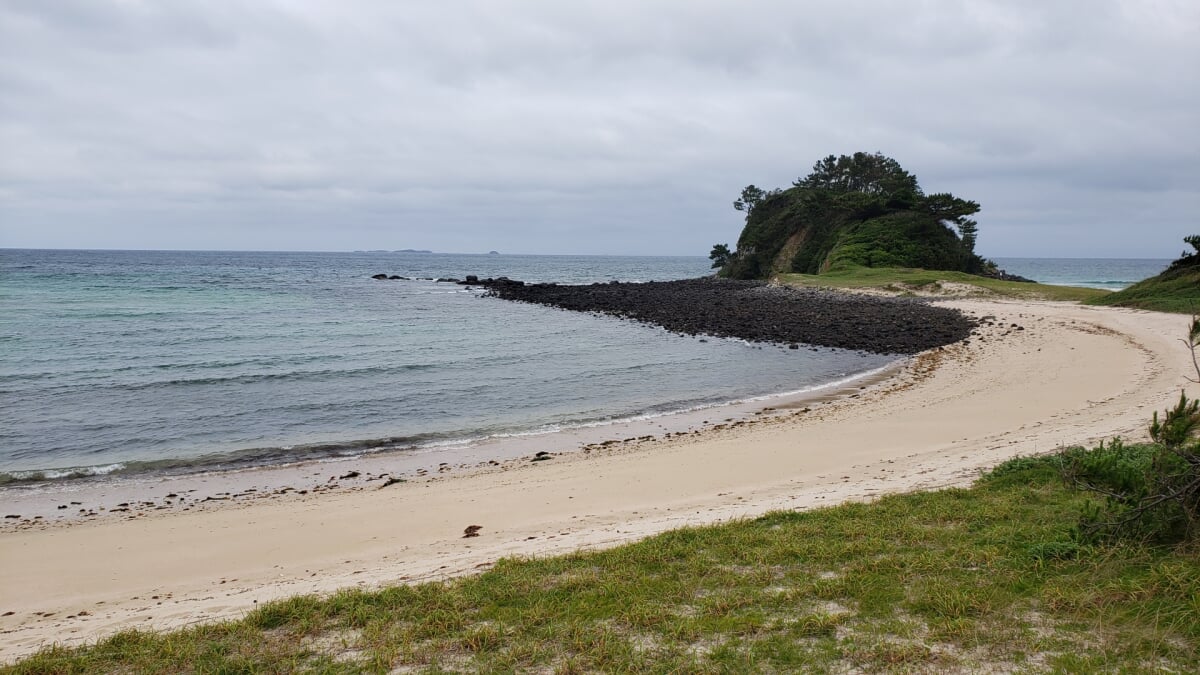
[1063,394,1200,545]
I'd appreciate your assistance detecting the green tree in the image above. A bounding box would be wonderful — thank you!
[733,185,766,220]
[709,243,733,269]
[919,192,981,257]
[1168,234,1200,271]
[920,192,980,221]
[794,152,922,199]
[957,218,978,254]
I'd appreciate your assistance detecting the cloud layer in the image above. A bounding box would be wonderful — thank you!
[2,0,1197,256]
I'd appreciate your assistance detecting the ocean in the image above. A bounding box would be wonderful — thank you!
[0,250,893,483]
[0,250,1170,485]
[991,257,1171,290]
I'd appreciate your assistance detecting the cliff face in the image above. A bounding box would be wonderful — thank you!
[718,153,981,280]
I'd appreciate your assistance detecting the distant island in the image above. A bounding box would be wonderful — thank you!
[711,152,1000,280]
[488,251,500,255]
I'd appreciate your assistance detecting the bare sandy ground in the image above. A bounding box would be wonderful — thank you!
[1,299,1196,662]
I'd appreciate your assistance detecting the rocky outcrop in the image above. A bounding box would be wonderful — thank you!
[484,277,976,355]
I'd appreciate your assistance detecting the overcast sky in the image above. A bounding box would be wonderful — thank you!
[1,1,1197,258]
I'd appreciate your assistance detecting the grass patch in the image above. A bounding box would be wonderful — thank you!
[1087,265,1200,314]
[7,455,1199,673]
[777,264,1108,302]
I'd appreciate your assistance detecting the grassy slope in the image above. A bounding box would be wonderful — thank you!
[9,456,1198,674]
[777,265,1109,303]
[1087,265,1200,314]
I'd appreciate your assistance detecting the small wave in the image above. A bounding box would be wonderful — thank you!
[1079,280,1131,287]
[1043,280,1131,291]
[0,356,902,487]
[8,363,443,393]
[0,433,458,487]
[0,462,128,486]
[448,361,903,441]
[152,363,438,387]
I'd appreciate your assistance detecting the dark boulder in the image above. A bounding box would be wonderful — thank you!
[483,277,976,355]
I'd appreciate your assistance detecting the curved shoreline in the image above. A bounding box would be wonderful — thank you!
[0,357,903,525]
[2,278,915,489]
[1,299,1196,662]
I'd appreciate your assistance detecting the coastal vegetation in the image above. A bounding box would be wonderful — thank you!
[776,265,1107,303]
[1066,396,1200,545]
[10,450,1199,673]
[712,153,988,280]
[1064,320,1200,547]
[1089,235,1200,314]
[7,244,1197,672]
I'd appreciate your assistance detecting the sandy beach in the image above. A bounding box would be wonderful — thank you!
[1,298,1196,662]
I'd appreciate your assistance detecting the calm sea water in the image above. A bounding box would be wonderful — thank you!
[991,257,1171,290]
[0,250,894,482]
[2,251,1169,484]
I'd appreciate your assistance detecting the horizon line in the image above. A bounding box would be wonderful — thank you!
[0,247,1179,261]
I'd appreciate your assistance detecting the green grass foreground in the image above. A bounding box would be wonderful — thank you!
[8,455,1199,673]
[776,265,1108,303]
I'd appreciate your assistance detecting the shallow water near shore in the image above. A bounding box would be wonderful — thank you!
[0,360,902,525]
[1,249,895,485]
[1,251,1168,493]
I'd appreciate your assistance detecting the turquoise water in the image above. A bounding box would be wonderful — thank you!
[0,250,893,481]
[991,257,1171,290]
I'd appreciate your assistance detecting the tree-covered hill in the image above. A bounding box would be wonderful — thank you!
[712,153,986,279]
[1089,235,1200,314]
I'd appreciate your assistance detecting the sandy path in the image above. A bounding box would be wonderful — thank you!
[1,299,1195,662]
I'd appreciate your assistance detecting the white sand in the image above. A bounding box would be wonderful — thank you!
[1,299,1195,662]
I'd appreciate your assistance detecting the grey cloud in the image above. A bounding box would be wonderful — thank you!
[1,0,1197,257]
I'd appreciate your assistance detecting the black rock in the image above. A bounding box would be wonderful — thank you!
[371,273,388,280]
[978,269,1037,283]
[482,277,976,355]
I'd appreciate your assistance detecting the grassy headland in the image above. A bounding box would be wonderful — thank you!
[1088,264,1200,314]
[777,264,1108,303]
[8,454,1198,673]
[716,153,987,280]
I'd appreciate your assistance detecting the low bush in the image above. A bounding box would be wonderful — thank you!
[1062,394,1200,545]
